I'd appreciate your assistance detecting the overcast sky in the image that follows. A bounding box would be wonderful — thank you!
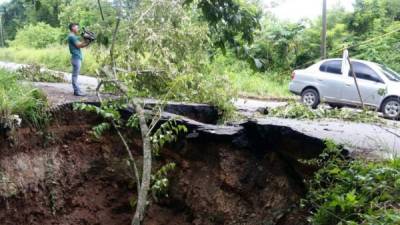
[265,0,355,22]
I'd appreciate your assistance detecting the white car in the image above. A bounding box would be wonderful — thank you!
[289,58,400,119]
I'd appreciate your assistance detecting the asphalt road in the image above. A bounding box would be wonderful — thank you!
[2,61,400,159]
[32,77,400,159]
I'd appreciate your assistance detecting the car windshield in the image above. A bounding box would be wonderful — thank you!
[379,65,400,82]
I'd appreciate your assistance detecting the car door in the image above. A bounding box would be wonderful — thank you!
[342,62,386,107]
[317,60,346,102]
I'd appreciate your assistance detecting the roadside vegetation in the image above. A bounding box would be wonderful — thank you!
[210,53,292,98]
[0,69,49,130]
[269,102,382,123]
[304,140,400,225]
[0,45,292,98]
[0,45,98,75]
[16,64,65,83]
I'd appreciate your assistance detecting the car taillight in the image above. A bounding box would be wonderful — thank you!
[291,71,296,80]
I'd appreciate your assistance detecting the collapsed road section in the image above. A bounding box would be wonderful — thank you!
[0,102,336,225]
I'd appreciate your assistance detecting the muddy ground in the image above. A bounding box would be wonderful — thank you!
[0,105,311,225]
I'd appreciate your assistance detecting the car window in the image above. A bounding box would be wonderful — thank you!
[319,60,342,75]
[379,65,400,82]
[350,62,382,82]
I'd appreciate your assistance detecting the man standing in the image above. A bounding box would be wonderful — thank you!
[67,23,89,96]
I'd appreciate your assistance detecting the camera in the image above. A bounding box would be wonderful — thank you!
[81,27,96,43]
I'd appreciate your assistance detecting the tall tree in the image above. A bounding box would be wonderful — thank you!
[185,0,261,51]
[1,0,26,41]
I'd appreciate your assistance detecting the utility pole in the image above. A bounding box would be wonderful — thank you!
[0,16,2,47]
[321,0,327,59]
[0,8,4,47]
[0,19,4,47]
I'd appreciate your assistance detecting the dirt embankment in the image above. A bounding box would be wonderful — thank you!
[0,104,319,225]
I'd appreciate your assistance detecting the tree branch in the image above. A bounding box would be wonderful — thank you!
[97,76,152,225]
[97,0,105,21]
[95,81,141,193]
[110,18,121,77]
[97,1,158,223]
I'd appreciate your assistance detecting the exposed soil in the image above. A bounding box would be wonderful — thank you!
[0,105,311,225]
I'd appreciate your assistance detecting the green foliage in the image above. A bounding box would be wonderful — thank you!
[241,0,400,78]
[0,46,99,75]
[1,0,26,41]
[73,102,124,139]
[58,0,116,46]
[1,0,104,42]
[91,122,111,139]
[210,51,291,97]
[304,140,400,225]
[269,102,382,123]
[186,0,261,50]
[151,162,176,199]
[126,114,140,129]
[23,0,63,27]
[151,120,188,156]
[73,103,188,151]
[1,0,62,42]
[354,21,400,72]
[73,102,121,122]
[167,72,238,119]
[4,0,400,92]
[248,18,307,71]
[74,101,186,201]
[106,0,238,117]
[0,69,49,129]
[9,22,63,48]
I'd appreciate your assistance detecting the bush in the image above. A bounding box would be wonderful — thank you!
[8,22,63,49]
[167,72,238,119]
[0,69,49,129]
[304,141,400,225]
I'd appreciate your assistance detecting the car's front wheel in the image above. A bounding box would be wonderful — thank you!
[301,88,320,109]
[382,97,400,120]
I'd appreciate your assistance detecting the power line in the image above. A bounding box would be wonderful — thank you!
[330,25,400,55]
[295,24,400,69]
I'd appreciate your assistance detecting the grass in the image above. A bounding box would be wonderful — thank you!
[228,72,291,98]
[209,52,293,98]
[0,45,99,75]
[0,45,294,98]
[0,69,49,129]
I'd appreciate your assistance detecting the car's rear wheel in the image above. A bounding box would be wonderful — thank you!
[382,97,400,120]
[301,88,320,109]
